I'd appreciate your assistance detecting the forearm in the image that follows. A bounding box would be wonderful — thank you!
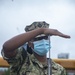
[3,28,44,51]
[3,28,70,52]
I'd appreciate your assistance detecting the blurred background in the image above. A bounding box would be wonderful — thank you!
[0,0,75,59]
[0,0,75,75]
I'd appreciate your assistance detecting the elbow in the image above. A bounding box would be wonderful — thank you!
[2,42,9,52]
[1,43,9,57]
[2,43,15,58]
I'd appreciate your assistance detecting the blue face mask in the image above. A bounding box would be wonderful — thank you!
[33,39,51,56]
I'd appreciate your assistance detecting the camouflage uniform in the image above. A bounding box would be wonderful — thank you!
[1,21,67,75]
[1,48,67,75]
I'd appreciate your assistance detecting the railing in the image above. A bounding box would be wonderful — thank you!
[0,57,9,67]
[0,57,75,70]
[1,57,75,75]
[53,59,75,70]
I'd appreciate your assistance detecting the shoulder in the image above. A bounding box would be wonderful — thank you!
[1,47,27,63]
[52,60,67,75]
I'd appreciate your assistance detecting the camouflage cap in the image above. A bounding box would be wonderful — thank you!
[25,21,49,32]
[25,21,49,37]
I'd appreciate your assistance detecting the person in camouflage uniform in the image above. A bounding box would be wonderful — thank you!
[1,21,70,75]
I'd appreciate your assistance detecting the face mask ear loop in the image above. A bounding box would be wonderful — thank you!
[48,35,52,75]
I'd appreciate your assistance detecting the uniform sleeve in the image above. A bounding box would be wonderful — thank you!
[55,63,67,75]
[51,60,67,75]
[1,47,27,70]
[61,68,67,75]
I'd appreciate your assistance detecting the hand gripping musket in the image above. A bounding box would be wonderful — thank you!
[48,36,52,75]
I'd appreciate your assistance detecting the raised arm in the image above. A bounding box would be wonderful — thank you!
[3,28,43,52]
[2,28,70,57]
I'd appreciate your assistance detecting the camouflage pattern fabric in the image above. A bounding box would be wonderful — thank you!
[1,21,67,75]
[25,21,67,75]
[25,21,49,32]
[25,21,49,37]
[1,48,67,75]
